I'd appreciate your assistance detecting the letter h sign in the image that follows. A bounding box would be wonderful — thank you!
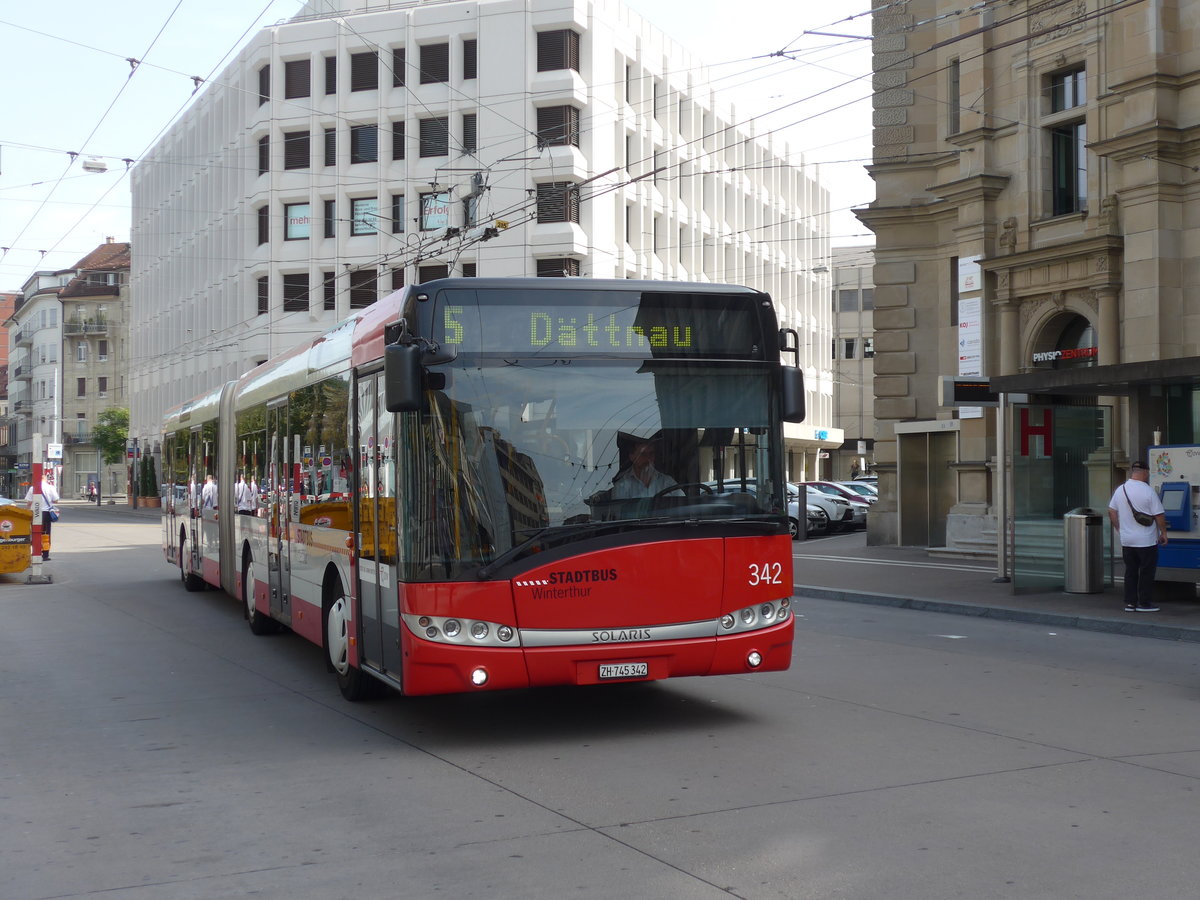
[1019,407,1053,458]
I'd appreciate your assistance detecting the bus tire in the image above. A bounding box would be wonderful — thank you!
[324,576,372,701]
[243,551,275,635]
[179,529,205,592]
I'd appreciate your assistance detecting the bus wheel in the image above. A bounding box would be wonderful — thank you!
[179,531,205,592]
[243,554,275,635]
[325,581,372,701]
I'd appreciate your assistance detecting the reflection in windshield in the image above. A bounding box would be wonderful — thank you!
[397,361,785,580]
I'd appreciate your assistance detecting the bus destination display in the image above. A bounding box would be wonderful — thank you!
[435,289,766,359]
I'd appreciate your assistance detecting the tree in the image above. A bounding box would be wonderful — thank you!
[93,408,129,466]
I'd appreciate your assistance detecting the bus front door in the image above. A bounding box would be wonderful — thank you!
[356,372,401,679]
[267,403,292,624]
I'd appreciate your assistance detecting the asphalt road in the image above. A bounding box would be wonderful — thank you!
[3,507,1200,899]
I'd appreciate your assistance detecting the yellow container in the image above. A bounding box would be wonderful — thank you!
[0,505,34,574]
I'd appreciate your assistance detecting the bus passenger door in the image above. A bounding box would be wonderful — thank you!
[356,373,400,677]
[267,403,292,623]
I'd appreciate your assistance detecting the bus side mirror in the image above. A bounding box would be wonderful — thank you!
[781,366,806,423]
[384,343,425,412]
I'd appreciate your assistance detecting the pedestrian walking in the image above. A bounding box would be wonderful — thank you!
[25,473,60,561]
[1108,460,1168,612]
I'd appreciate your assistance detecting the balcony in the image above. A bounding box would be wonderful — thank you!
[13,364,30,382]
[63,433,94,446]
[64,318,108,336]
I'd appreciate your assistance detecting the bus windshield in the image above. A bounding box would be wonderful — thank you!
[397,357,787,580]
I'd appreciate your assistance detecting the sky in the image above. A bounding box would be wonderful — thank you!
[0,0,875,289]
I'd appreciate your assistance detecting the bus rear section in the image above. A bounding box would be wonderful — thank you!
[393,535,794,695]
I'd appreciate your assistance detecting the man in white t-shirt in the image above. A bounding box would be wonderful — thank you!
[25,475,60,560]
[1107,460,1167,612]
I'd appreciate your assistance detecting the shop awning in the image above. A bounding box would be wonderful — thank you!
[990,356,1200,397]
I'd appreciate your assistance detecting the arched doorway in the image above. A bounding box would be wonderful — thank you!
[1030,312,1098,370]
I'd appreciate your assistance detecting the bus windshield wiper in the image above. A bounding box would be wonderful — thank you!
[477,522,615,579]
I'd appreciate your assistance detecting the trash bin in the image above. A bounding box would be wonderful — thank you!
[0,504,33,575]
[1063,507,1103,593]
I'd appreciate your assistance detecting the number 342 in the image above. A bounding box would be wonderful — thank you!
[748,562,783,586]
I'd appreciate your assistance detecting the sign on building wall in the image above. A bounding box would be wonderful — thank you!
[421,192,451,230]
[956,256,984,419]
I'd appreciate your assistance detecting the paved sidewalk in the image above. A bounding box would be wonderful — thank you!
[793,530,1200,643]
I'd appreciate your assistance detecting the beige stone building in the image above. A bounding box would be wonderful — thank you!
[857,1,1200,563]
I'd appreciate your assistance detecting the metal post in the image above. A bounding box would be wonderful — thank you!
[994,393,1010,583]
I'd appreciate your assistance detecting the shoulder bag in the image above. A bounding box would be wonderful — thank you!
[1122,485,1155,526]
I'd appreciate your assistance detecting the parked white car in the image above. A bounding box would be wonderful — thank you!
[703,480,827,539]
[791,483,864,531]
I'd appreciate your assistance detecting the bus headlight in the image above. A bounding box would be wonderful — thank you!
[722,599,793,635]
[403,614,522,647]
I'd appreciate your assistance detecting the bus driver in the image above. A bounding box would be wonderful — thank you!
[611,440,680,499]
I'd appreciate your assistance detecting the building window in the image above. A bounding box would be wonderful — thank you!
[323,199,336,239]
[350,51,378,91]
[324,127,336,166]
[282,273,309,312]
[861,288,874,310]
[98,340,108,361]
[351,197,378,235]
[461,262,477,278]
[391,268,405,291]
[77,378,86,398]
[391,195,405,233]
[418,264,450,283]
[1050,122,1086,216]
[284,59,311,99]
[537,29,580,72]
[863,337,875,359]
[323,271,336,311]
[462,39,477,80]
[536,106,580,147]
[76,342,87,362]
[419,43,450,83]
[1047,68,1087,216]
[350,124,379,163]
[947,58,960,135]
[536,182,580,223]
[392,48,406,87]
[324,55,337,94]
[257,136,269,175]
[98,376,108,397]
[392,121,405,160]
[284,202,311,240]
[258,64,270,105]
[536,258,581,277]
[461,113,477,154]
[348,270,377,308]
[838,289,858,313]
[257,206,269,245]
[419,117,450,157]
[283,130,310,169]
[842,338,857,360]
[1051,68,1086,112]
[257,276,268,315]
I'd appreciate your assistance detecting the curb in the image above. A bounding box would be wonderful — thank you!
[796,586,1200,644]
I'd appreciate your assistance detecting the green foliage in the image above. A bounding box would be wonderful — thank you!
[93,408,130,466]
[139,454,157,496]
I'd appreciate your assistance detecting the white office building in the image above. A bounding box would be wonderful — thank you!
[130,0,835,475]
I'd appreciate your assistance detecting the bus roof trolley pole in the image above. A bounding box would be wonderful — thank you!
[383,320,457,413]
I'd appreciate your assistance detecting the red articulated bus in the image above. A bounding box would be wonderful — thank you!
[162,278,806,699]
